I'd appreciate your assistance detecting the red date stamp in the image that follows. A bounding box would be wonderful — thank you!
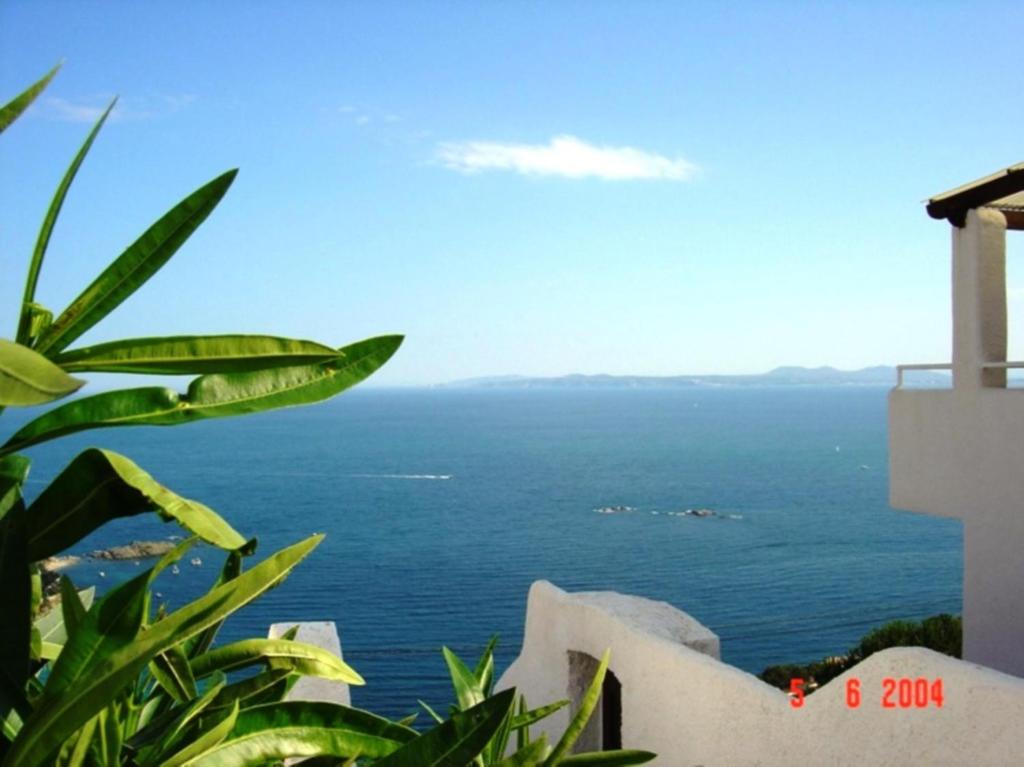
[788,677,944,709]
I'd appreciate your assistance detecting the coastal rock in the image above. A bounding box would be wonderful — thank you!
[88,540,177,560]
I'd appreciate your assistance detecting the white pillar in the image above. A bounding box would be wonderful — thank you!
[952,208,1007,389]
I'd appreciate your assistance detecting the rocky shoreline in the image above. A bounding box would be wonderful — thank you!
[41,539,179,571]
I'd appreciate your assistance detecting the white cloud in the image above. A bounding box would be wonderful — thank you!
[41,94,196,123]
[435,134,697,181]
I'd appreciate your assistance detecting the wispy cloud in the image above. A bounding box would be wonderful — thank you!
[435,134,697,181]
[41,94,196,123]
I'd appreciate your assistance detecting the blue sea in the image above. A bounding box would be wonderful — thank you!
[12,386,963,717]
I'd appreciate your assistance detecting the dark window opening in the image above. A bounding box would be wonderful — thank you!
[567,651,623,753]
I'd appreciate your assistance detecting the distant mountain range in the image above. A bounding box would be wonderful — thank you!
[441,366,950,389]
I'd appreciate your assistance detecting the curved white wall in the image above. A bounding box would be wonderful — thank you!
[498,580,1024,766]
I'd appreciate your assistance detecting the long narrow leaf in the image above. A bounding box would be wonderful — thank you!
[34,170,238,356]
[372,689,517,767]
[190,638,363,685]
[0,339,83,407]
[495,737,549,767]
[543,650,611,767]
[442,646,484,711]
[158,700,238,767]
[559,752,656,766]
[0,505,31,695]
[17,99,116,344]
[25,448,245,559]
[0,454,30,520]
[182,701,416,766]
[149,644,198,703]
[209,669,292,710]
[0,63,60,134]
[510,699,569,732]
[54,334,340,374]
[3,535,322,767]
[1,335,403,456]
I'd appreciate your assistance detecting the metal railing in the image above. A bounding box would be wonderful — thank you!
[896,363,952,387]
[896,361,1024,387]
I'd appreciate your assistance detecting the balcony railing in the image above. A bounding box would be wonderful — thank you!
[895,363,952,387]
[896,361,1024,387]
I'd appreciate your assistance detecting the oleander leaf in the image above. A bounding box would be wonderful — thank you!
[0,505,31,695]
[150,644,199,703]
[0,454,30,521]
[17,99,116,344]
[54,334,341,374]
[495,736,549,767]
[0,63,60,134]
[372,689,517,767]
[25,448,245,559]
[443,646,485,711]
[0,339,84,407]
[190,638,363,686]
[180,702,416,766]
[1,335,403,455]
[559,751,657,766]
[34,170,237,356]
[3,535,322,767]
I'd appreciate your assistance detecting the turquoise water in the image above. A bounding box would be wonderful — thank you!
[12,386,962,716]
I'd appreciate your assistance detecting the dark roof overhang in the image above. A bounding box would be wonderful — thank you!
[926,163,1024,229]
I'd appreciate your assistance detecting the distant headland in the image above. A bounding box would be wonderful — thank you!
[439,365,949,389]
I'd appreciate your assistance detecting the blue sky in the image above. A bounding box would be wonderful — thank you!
[2,1,1022,385]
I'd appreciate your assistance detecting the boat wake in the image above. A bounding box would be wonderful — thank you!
[348,473,453,480]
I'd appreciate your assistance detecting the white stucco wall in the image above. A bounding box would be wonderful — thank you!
[497,580,1024,766]
[889,387,1024,676]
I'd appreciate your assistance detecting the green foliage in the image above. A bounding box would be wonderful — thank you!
[759,613,963,693]
[0,66,653,766]
[419,641,655,767]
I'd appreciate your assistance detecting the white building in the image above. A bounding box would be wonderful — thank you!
[891,162,1024,677]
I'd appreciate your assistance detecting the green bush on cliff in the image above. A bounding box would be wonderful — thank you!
[760,613,962,693]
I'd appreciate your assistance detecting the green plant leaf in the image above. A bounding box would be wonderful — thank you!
[474,635,498,696]
[0,63,60,134]
[373,689,517,767]
[190,638,364,686]
[1,335,404,455]
[17,99,116,345]
[54,334,341,374]
[3,534,322,767]
[180,701,416,766]
[158,700,239,767]
[129,673,227,760]
[495,736,549,767]
[24,448,245,559]
[542,650,610,767]
[150,644,199,703]
[442,646,485,711]
[184,546,251,660]
[209,669,292,710]
[559,752,657,766]
[510,699,569,732]
[419,699,444,725]
[34,169,238,356]
[0,454,30,521]
[0,338,84,407]
[0,504,31,697]
[52,714,98,767]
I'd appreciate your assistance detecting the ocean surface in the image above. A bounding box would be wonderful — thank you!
[11,386,963,718]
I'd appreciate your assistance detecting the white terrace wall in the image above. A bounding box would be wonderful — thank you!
[497,581,1024,766]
